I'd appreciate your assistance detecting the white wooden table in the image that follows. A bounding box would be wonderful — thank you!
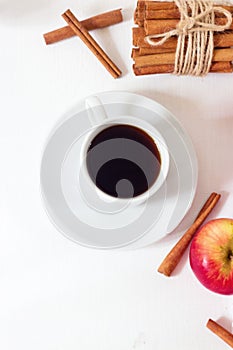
[1,0,233,349]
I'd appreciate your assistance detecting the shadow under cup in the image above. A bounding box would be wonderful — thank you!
[85,124,164,200]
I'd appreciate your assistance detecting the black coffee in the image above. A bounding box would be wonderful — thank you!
[86,125,161,198]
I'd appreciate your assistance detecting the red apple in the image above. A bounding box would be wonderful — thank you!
[190,218,233,295]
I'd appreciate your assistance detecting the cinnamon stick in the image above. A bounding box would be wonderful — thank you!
[207,319,233,348]
[144,1,182,11]
[62,9,121,79]
[145,17,233,35]
[135,3,233,20]
[137,33,233,54]
[132,47,174,58]
[209,62,233,72]
[134,1,146,26]
[132,48,141,58]
[137,1,233,13]
[133,28,233,48]
[146,8,233,20]
[139,46,176,55]
[134,63,174,74]
[134,0,233,26]
[135,17,145,27]
[44,9,123,45]
[157,193,221,277]
[142,18,171,34]
[133,48,233,67]
[133,27,178,48]
[133,62,233,75]
[145,8,186,20]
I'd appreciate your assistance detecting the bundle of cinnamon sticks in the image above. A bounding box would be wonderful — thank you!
[132,1,233,75]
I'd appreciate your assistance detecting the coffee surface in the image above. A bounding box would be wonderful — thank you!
[86,125,161,198]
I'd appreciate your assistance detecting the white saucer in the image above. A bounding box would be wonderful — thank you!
[40,91,198,249]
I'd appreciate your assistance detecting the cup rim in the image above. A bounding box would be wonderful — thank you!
[80,117,170,205]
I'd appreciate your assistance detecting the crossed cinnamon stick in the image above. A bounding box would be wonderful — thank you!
[44,9,123,45]
[62,10,121,79]
[44,9,122,78]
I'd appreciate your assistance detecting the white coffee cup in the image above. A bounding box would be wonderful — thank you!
[80,96,170,206]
